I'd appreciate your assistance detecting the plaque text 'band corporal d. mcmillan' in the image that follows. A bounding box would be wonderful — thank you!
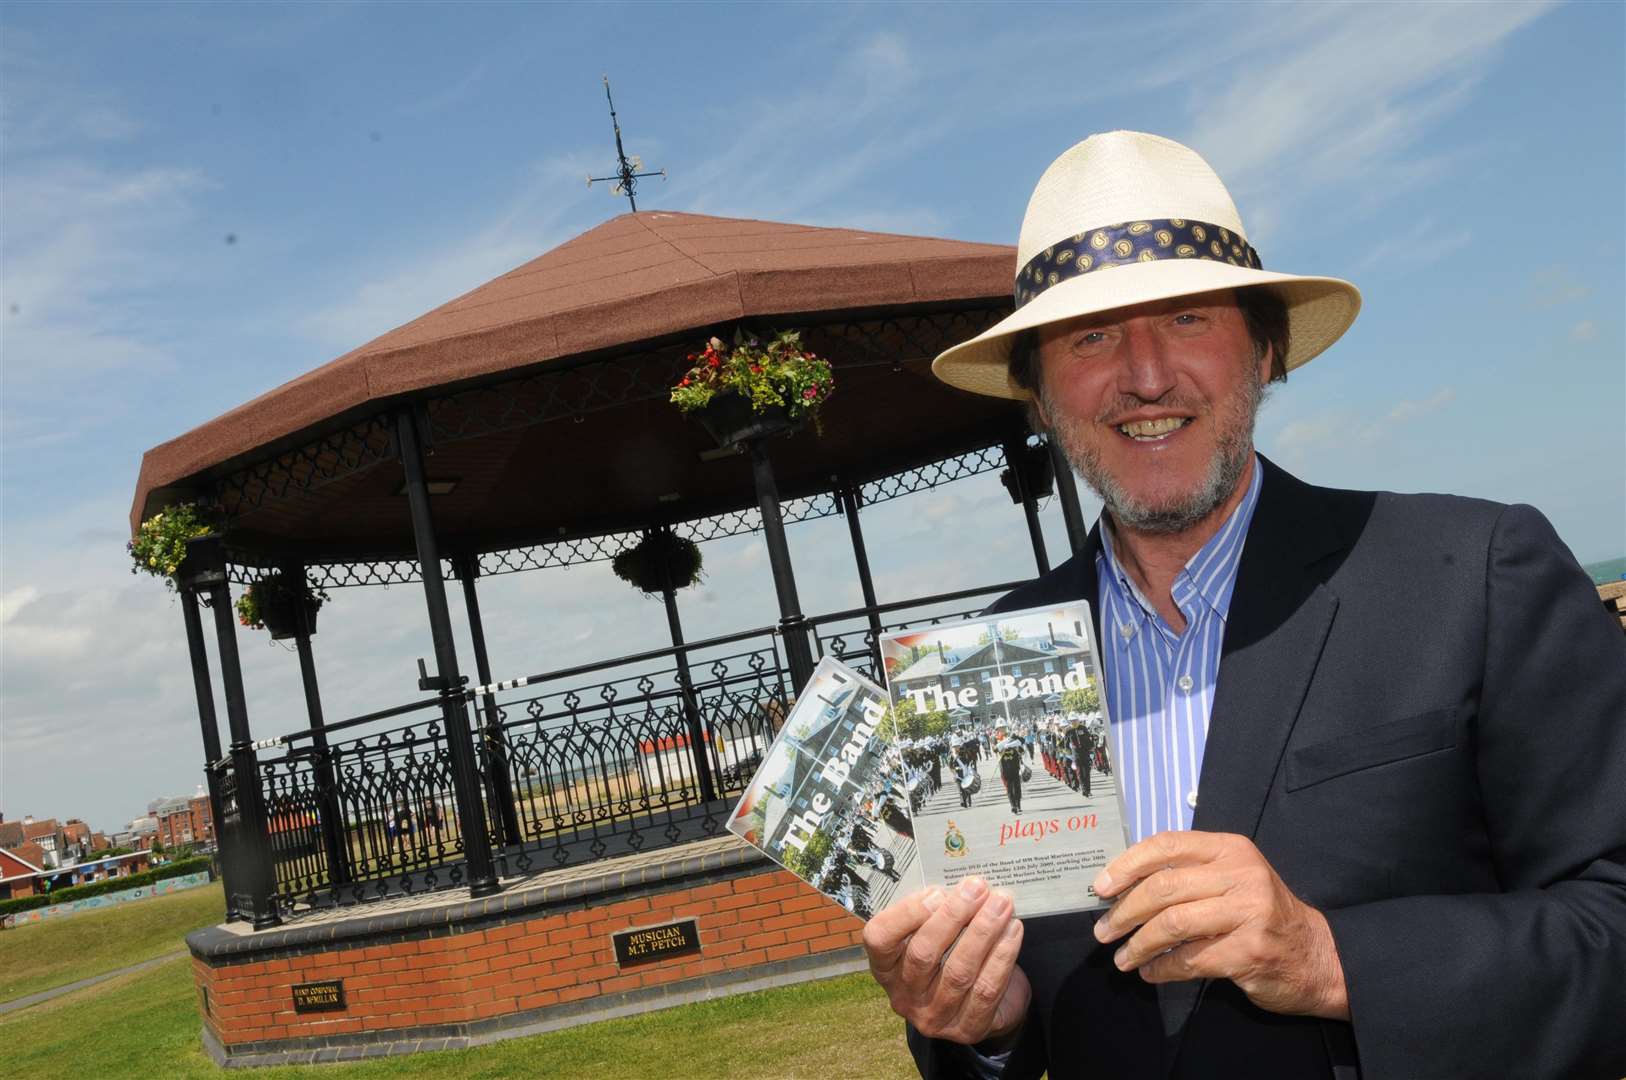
[291,979,346,1013]
[612,918,702,966]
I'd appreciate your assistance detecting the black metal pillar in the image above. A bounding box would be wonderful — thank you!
[204,577,282,929]
[838,486,885,673]
[1047,437,1090,557]
[654,533,717,804]
[748,440,815,689]
[1004,437,1050,575]
[179,589,239,922]
[453,554,521,849]
[287,565,352,889]
[396,409,502,898]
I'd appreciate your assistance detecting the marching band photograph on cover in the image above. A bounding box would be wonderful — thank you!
[726,658,921,920]
[879,602,1128,917]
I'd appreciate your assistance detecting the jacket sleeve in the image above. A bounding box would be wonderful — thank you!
[1324,504,1626,1079]
[906,1020,1044,1080]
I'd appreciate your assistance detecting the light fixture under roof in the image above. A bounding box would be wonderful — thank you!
[396,478,460,496]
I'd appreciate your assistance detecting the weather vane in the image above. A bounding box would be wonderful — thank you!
[587,76,665,212]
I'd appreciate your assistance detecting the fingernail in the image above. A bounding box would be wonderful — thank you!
[1093,916,1111,942]
[985,890,1012,917]
[1003,920,1021,940]
[1114,945,1129,970]
[959,876,987,901]
[921,887,945,911]
[1092,869,1113,895]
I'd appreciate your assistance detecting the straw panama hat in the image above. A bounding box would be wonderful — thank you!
[932,131,1362,400]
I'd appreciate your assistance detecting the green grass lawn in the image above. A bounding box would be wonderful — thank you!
[0,881,225,1002]
[1,953,915,1079]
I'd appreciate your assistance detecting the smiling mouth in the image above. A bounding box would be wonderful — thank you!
[1116,417,1191,440]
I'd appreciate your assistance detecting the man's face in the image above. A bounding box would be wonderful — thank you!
[1034,290,1270,535]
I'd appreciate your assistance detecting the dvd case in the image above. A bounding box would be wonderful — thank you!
[726,657,921,919]
[878,601,1128,917]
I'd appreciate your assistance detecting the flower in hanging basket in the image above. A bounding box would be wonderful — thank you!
[669,329,835,431]
[235,572,331,639]
[128,503,219,591]
[611,531,703,596]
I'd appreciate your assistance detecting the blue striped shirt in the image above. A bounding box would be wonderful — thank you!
[1096,457,1263,843]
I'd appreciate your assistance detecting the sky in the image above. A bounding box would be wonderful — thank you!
[2,1,1622,835]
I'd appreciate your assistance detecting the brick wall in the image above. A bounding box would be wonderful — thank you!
[195,867,863,1052]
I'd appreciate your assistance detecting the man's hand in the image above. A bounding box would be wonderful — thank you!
[862,876,1030,1045]
[1092,831,1349,1020]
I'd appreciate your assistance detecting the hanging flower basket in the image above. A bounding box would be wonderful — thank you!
[1000,442,1056,504]
[128,503,223,592]
[670,329,834,449]
[612,531,703,596]
[694,393,797,448]
[235,572,329,640]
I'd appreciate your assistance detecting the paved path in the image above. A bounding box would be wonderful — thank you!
[0,950,185,1016]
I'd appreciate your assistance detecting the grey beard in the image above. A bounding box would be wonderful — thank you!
[1041,367,1264,536]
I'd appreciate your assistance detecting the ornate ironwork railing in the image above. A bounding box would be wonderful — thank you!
[491,635,789,877]
[808,581,1026,682]
[259,705,471,907]
[226,442,1012,588]
[243,581,1038,913]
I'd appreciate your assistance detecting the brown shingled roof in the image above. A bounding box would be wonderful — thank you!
[131,211,1019,558]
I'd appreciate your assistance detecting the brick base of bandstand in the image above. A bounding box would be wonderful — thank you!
[187,836,868,1067]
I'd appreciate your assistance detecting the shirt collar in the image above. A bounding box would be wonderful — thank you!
[1096,455,1265,630]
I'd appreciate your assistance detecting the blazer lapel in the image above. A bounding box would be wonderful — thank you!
[1194,458,1342,839]
[1157,457,1345,1046]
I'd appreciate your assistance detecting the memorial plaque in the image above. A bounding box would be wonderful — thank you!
[612,918,701,967]
[291,978,346,1013]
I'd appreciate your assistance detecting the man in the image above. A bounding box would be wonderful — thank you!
[860,131,1626,1079]
[1068,721,1093,799]
[994,727,1026,815]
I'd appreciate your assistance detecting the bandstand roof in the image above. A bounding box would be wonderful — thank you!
[130,210,1023,569]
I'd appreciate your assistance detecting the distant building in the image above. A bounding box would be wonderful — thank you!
[62,819,93,860]
[0,846,47,899]
[0,848,154,899]
[150,790,215,850]
[121,816,159,851]
[22,818,62,868]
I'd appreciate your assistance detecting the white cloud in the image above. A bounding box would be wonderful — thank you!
[1570,320,1598,343]
[1358,217,1473,271]
[1529,266,1593,310]
[1272,386,1458,461]
[1182,1,1556,227]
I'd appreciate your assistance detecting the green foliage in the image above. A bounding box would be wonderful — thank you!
[976,625,1021,646]
[779,827,834,880]
[886,695,950,741]
[234,571,329,631]
[669,329,835,424]
[0,857,211,916]
[126,503,215,590]
[611,530,703,595]
[1062,681,1101,716]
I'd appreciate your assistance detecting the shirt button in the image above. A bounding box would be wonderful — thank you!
[1186,790,1198,809]
[1177,674,1194,692]
[1119,623,1134,640]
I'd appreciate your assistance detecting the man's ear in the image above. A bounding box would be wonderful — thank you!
[1257,341,1277,385]
[1029,381,1052,433]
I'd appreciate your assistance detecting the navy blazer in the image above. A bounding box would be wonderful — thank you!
[909,456,1626,1080]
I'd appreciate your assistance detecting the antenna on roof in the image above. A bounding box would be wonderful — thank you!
[586,75,666,213]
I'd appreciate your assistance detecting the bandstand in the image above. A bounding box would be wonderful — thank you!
[131,211,1090,1064]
